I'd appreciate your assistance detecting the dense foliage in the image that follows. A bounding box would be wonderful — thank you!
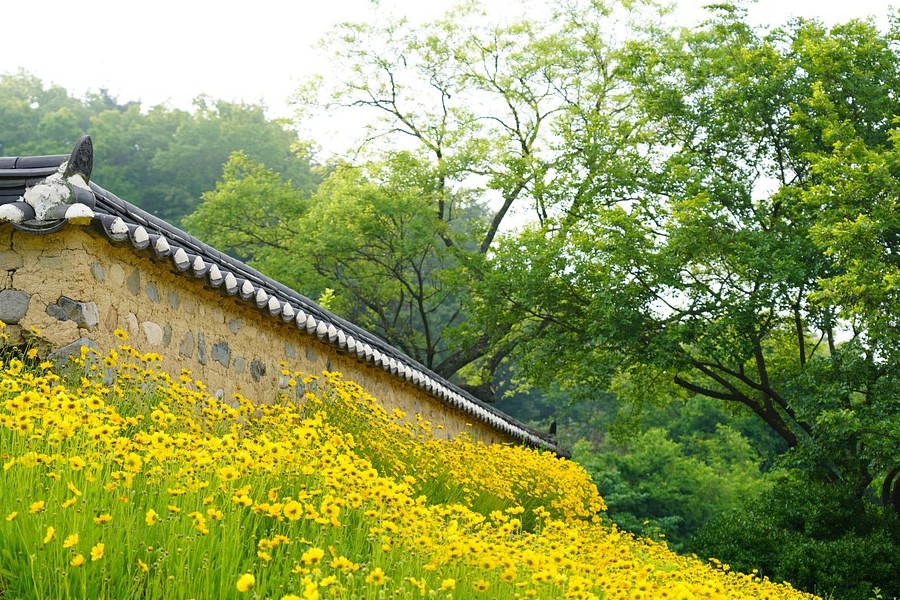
[0,71,316,223]
[694,472,900,600]
[0,336,816,599]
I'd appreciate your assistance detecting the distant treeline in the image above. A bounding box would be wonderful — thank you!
[0,70,317,224]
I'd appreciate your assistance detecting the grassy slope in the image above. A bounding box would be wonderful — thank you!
[0,336,817,599]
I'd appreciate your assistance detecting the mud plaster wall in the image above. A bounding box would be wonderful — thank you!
[0,225,512,445]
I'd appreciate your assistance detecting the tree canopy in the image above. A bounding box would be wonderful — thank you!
[259,0,653,396]
[0,71,316,223]
[501,5,899,496]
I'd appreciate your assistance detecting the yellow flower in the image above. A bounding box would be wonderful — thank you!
[192,513,209,535]
[283,500,302,521]
[473,580,490,592]
[29,501,45,513]
[301,577,319,600]
[301,547,325,565]
[113,328,128,340]
[330,555,358,573]
[63,533,79,548]
[440,579,456,591]
[26,348,39,360]
[67,481,82,496]
[5,511,17,522]
[42,526,55,544]
[218,465,240,481]
[236,573,255,592]
[366,567,386,586]
[93,513,113,525]
[406,577,427,594]
[146,508,159,525]
[123,453,142,473]
[90,542,105,561]
[281,596,301,600]
[70,554,85,567]
[61,497,77,508]
[138,559,149,572]
[69,457,86,471]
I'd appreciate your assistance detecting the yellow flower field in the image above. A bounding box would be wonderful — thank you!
[0,336,817,599]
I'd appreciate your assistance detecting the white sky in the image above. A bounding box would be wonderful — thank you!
[2,0,895,127]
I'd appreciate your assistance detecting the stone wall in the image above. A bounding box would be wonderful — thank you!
[0,225,511,445]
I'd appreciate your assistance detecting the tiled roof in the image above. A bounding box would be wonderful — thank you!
[0,136,561,454]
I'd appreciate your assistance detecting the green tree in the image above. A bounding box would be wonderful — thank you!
[1,72,316,225]
[492,3,899,496]
[181,152,310,280]
[152,97,317,222]
[694,471,900,600]
[483,7,900,597]
[89,104,190,212]
[575,422,772,549]
[293,153,488,372]
[0,70,92,155]
[285,0,657,394]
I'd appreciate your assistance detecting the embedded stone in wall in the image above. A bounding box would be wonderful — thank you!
[126,269,140,296]
[212,341,230,368]
[142,321,164,347]
[48,337,97,364]
[197,333,207,365]
[39,254,64,268]
[234,357,246,374]
[179,331,194,358]
[0,250,23,271]
[46,296,100,329]
[305,348,316,362]
[168,291,180,309]
[90,263,105,282]
[163,324,172,347]
[126,312,139,336]
[0,290,30,324]
[146,282,159,303]
[285,342,297,359]
[180,296,197,315]
[228,319,242,334]
[209,306,225,325]
[109,263,125,285]
[102,305,115,331]
[250,359,266,382]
